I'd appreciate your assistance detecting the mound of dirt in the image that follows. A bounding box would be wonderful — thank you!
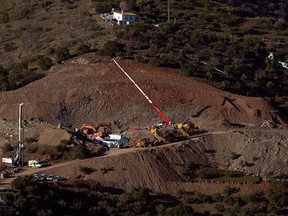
[41,129,287,194]
[0,56,286,132]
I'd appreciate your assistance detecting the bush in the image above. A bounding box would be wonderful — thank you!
[99,167,114,174]
[211,193,223,202]
[79,166,95,175]
[94,2,115,13]
[0,11,9,23]
[76,44,90,55]
[4,43,16,52]
[0,206,16,216]
[98,41,124,57]
[215,203,225,212]
[36,55,53,70]
[130,187,150,202]
[55,47,70,62]
[2,143,14,154]
[166,204,194,216]
[26,144,39,153]
[65,145,89,160]
[86,179,102,191]
[11,175,33,191]
[197,167,225,179]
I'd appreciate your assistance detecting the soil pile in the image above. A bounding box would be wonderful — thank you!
[43,129,287,194]
[0,56,286,132]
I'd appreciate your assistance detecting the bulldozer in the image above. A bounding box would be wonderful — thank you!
[135,138,151,148]
[176,121,199,138]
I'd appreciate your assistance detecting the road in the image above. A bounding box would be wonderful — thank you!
[0,129,233,190]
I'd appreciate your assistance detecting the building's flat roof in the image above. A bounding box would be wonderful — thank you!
[114,11,136,16]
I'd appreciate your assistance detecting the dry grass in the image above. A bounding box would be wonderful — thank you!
[0,0,113,67]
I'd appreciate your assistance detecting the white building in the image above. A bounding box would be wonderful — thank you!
[113,11,136,25]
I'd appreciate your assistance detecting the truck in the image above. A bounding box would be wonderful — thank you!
[28,160,44,168]
[102,134,129,148]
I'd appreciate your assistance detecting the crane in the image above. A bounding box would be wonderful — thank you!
[112,58,171,126]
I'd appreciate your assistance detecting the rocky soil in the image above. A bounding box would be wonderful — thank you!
[0,55,287,194]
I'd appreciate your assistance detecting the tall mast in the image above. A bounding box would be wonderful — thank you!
[19,103,24,167]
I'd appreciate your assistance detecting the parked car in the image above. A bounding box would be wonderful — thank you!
[38,174,47,181]
[32,176,40,182]
[53,175,62,181]
[46,175,55,181]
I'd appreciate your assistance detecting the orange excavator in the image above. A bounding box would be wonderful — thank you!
[79,123,112,139]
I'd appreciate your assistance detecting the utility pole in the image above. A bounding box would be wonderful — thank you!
[168,0,170,22]
[19,103,24,167]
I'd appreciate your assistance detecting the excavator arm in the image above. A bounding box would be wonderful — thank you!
[151,103,170,126]
[112,58,171,127]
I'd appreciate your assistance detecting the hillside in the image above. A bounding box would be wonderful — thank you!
[0,1,288,214]
[0,56,286,129]
[0,56,287,215]
[0,0,288,99]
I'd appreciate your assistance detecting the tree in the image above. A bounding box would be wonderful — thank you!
[37,55,52,70]
[120,0,136,11]
[166,204,195,216]
[0,11,9,23]
[55,47,70,62]
[11,175,33,191]
[0,66,8,91]
[98,41,124,57]
[76,44,90,55]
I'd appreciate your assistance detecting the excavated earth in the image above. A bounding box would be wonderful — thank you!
[0,55,288,195]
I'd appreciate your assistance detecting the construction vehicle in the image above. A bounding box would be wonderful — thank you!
[79,123,112,139]
[135,138,151,147]
[112,58,171,127]
[28,160,44,168]
[176,121,200,138]
[102,134,129,148]
[112,59,201,144]
[2,103,24,167]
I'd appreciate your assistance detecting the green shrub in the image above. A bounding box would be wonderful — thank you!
[76,44,90,55]
[55,47,70,62]
[26,144,39,153]
[36,55,53,70]
[215,203,225,212]
[65,144,89,160]
[0,11,9,23]
[130,187,150,202]
[11,175,33,191]
[2,143,14,154]
[166,204,194,216]
[98,41,124,57]
[86,179,102,191]
[4,43,16,52]
[79,166,95,175]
